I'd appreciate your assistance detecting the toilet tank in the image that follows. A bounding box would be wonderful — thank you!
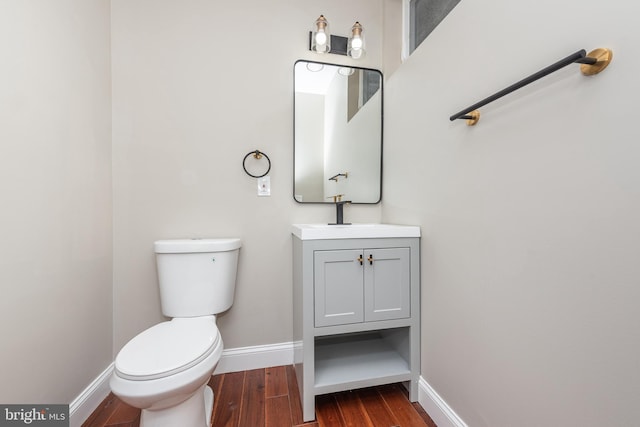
[154,238,241,318]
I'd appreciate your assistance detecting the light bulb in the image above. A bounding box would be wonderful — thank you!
[347,21,365,59]
[312,15,330,54]
[315,31,327,46]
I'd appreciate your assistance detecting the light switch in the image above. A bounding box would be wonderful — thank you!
[257,176,271,196]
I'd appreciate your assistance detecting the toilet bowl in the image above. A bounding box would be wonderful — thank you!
[110,238,241,427]
[110,316,223,427]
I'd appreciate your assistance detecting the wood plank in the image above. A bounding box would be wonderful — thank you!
[377,384,430,427]
[334,390,374,427]
[412,402,438,427]
[211,371,245,427]
[238,369,265,427]
[208,373,224,426]
[209,373,224,396]
[356,387,399,427]
[265,395,293,427]
[315,395,345,427]
[104,400,140,426]
[81,394,122,427]
[265,365,288,397]
[286,365,306,426]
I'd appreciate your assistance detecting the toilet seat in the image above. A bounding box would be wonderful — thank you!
[115,317,220,381]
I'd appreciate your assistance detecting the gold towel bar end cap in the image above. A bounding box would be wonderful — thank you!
[466,110,480,126]
[581,48,613,76]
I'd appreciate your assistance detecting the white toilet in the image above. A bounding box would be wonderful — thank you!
[110,238,241,427]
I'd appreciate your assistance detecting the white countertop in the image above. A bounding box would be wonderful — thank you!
[291,223,421,240]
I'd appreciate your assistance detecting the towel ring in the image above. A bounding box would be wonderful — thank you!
[242,150,271,178]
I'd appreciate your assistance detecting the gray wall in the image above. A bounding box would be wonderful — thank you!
[0,1,112,403]
[110,0,383,354]
[383,0,640,425]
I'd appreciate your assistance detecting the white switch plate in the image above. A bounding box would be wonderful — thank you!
[257,176,271,196]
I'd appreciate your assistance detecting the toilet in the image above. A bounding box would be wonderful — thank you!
[110,238,241,427]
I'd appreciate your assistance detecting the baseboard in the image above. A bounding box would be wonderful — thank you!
[418,376,468,427]
[213,341,295,374]
[69,362,114,427]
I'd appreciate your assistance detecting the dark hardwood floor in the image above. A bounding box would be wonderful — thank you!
[82,365,437,427]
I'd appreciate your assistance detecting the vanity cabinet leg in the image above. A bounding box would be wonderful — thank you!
[303,395,316,422]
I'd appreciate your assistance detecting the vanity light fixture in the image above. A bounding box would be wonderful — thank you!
[347,22,365,59]
[311,15,331,54]
[308,15,365,59]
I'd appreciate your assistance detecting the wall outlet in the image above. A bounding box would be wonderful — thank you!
[257,176,271,196]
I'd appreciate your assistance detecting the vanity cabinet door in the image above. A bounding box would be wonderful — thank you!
[364,248,411,322]
[314,249,364,327]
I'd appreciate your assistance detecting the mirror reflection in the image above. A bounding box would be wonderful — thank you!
[294,60,382,203]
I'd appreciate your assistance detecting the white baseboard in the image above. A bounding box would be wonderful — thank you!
[213,341,295,374]
[418,376,468,427]
[69,362,114,427]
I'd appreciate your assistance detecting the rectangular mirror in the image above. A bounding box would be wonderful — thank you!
[294,60,383,203]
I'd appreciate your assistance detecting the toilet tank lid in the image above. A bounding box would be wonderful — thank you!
[154,238,242,253]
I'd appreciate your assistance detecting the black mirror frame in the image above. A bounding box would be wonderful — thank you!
[293,59,383,204]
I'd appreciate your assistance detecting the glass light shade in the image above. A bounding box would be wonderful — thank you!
[311,15,331,54]
[347,21,366,59]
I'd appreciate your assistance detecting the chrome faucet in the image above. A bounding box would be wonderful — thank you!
[329,200,351,225]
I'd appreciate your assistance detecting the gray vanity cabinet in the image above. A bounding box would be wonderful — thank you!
[314,248,411,327]
[292,234,420,422]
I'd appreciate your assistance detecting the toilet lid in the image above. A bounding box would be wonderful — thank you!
[115,317,220,381]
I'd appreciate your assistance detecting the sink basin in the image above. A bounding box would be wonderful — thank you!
[292,223,420,240]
